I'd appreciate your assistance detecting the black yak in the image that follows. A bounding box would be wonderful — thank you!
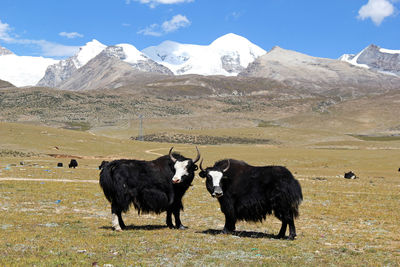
[69,159,78,168]
[199,159,303,240]
[344,171,357,179]
[99,147,200,231]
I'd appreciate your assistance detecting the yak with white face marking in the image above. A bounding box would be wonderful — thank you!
[199,159,303,240]
[99,147,200,231]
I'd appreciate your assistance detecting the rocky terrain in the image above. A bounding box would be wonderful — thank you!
[240,46,400,97]
[340,44,400,76]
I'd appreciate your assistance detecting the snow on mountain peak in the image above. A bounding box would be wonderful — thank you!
[142,33,266,76]
[74,39,107,68]
[116,43,148,64]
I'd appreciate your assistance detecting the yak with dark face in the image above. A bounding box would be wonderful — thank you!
[99,147,200,231]
[199,159,303,240]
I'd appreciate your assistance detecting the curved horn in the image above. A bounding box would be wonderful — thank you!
[199,159,205,172]
[169,147,177,163]
[222,159,230,173]
[193,146,200,163]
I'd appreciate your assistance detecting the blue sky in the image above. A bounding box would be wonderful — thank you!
[0,0,399,59]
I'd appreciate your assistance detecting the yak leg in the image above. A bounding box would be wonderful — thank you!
[166,210,174,229]
[277,220,287,239]
[288,218,297,240]
[111,204,125,231]
[221,200,236,233]
[173,204,187,229]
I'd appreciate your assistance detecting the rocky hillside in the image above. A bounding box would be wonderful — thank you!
[340,44,400,76]
[0,79,14,89]
[37,40,106,88]
[240,46,400,97]
[59,46,173,91]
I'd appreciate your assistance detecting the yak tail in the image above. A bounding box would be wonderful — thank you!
[99,163,115,204]
[289,178,303,218]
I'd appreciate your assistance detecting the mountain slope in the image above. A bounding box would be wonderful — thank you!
[240,46,400,97]
[59,45,173,91]
[0,45,13,56]
[142,33,266,76]
[340,44,400,76]
[0,78,15,89]
[37,40,106,87]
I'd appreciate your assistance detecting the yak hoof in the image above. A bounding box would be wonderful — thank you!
[177,225,188,230]
[288,234,296,240]
[167,224,175,229]
[222,228,234,234]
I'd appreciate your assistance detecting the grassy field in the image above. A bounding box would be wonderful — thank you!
[1,122,400,266]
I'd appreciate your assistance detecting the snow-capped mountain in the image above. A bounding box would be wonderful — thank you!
[0,46,58,87]
[340,44,400,76]
[142,33,266,76]
[58,44,172,91]
[37,39,107,87]
[0,45,13,56]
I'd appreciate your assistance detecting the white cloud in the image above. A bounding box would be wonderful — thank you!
[59,32,84,39]
[162,14,191,33]
[127,0,194,8]
[137,24,163,36]
[358,0,396,25]
[138,14,191,36]
[0,19,13,42]
[0,18,79,57]
[226,11,242,21]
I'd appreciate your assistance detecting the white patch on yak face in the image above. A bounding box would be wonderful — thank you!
[172,160,190,183]
[209,170,223,187]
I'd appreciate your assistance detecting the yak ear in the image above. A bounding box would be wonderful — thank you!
[199,170,206,178]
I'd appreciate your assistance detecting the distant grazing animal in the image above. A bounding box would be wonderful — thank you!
[99,147,200,231]
[69,159,78,168]
[57,162,63,167]
[199,159,303,240]
[344,171,356,179]
[398,168,400,172]
[99,160,109,170]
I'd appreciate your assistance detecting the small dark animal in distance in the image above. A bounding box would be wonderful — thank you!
[57,162,63,167]
[344,171,357,179]
[69,159,78,168]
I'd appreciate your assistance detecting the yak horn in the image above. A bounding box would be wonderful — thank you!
[193,146,200,163]
[169,147,177,163]
[199,159,205,172]
[223,159,230,173]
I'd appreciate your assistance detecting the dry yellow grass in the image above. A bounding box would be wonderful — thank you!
[0,122,399,266]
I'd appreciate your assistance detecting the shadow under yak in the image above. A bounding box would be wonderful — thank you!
[199,229,280,239]
[100,224,168,231]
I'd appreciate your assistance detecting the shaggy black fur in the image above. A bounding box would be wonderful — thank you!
[199,159,303,240]
[99,152,198,230]
[99,160,109,170]
[69,159,78,168]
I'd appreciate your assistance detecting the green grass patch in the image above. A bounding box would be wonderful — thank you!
[349,134,400,141]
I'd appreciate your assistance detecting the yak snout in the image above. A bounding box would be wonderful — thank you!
[212,186,223,198]
[172,177,181,184]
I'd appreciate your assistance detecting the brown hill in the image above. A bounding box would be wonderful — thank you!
[240,46,400,97]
